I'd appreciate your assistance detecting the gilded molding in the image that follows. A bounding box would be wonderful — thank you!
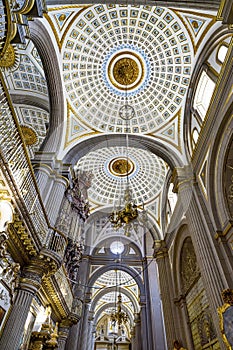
[218,302,233,349]
[42,276,71,319]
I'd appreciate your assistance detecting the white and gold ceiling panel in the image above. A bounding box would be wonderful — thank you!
[57,4,193,134]
[172,9,216,53]
[13,105,49,153]
[3,40,48,96]
[76,146,167,206]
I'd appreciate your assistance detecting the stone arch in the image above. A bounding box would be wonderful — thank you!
[90,286,140,314]
[208,105,233,230]
[29,19,65,155]
[90,235,143,259]
[87,264,144,296]
[93,302,134,327]
[184,26,231,158]
[63,133,184,170]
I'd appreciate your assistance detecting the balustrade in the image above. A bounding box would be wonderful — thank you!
[0,73,65,262]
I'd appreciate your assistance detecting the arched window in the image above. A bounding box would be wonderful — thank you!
[193,71,215,121]
[217,44,228,64]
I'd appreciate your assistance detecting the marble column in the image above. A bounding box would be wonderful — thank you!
[74,256,91,350]
[173,166,227,348]
[65,322,81,350]
[0,268,42,350]
[174,295,194,350]
[154,240,177,349]
[146,257,167,350]
[45,176,68,227]
[57,325,70,350]
[79,299,91,350]
[33,164,54,204]
[139,296,149,350]
[86,312,94,350]
[130,327,136,350]
[134,313,142,350]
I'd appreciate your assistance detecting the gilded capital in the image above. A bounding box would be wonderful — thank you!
[153,240,168,259]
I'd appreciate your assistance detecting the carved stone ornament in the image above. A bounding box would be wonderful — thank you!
[223,135,233,217]
[221,289,233,305]
[180,237,200,292]
[66,170,93,221]
[64,238,83,282]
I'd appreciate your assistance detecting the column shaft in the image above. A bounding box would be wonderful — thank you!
[134,314,142,350]
[79,303,90,350]
[46,178,67,226]
[65,322,80,350]
[154,241,177,349]
[0,289,34,350]
[147,258,167,350]
[174,167,227,348]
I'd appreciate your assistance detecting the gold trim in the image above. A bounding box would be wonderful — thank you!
[172,9,216,54]
[44,7,90,51]
[217,0,227,21]
[108,157,135,177]
[148,109,182,152]
[218,303,233,349]
[14,0,35,15]
[64,101,100,148]
[108,52,144,91]
[47,5,90,11]
[0,0,12,59]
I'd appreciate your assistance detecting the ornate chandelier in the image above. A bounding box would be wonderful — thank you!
[110,270,128,328]
[109,187,138,235]
[110,294,128,327]
[109,71,139,235]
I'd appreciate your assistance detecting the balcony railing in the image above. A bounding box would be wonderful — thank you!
[0,0,10,57]
[0,71,67,260]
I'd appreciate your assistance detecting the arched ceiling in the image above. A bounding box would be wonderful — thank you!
[3,3,219,236]
[75,145,167,206]
[92,269,139,327]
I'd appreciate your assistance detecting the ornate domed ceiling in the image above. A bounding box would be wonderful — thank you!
[62,4,193,134]
[75,145,167,206]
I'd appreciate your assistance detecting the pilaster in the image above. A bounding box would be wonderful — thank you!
[154,240,177,349]
[57,316,79,350]
[174,295,194,350]
[134,313,141,350]
[172,166,227,348]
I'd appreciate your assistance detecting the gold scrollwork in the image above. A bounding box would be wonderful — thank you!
[0,44,16,68]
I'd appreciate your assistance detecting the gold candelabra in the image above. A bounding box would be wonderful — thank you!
[110,294,128,327]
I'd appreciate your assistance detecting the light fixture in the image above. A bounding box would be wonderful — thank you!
[109,70,139,236]
[110,270,128,329]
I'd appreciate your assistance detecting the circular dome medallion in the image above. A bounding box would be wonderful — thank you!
[109,157,135,177]
[108,51,144,91]
[21,126,38,146]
